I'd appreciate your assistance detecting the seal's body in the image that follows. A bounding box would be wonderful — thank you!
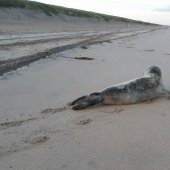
[70,66,170,110]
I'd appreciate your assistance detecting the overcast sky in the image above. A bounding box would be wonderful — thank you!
[33,0,170,25]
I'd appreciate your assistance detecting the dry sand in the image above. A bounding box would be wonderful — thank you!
[0,8,170,170]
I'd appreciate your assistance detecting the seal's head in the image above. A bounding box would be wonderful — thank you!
[143,65,162,78]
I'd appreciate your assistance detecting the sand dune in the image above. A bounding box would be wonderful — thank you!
[0,8,141,34]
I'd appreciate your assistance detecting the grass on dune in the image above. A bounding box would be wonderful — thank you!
[0,0,155,25]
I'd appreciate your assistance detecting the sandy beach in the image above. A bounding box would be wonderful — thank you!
[1,6,170,170]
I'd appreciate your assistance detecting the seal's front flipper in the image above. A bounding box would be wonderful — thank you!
[71,95,104,110]
[162,88,170,99]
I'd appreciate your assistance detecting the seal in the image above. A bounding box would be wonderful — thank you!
[70,65,170,110]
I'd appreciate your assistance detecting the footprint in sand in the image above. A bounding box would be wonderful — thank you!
[0,117,38,130]
[0,136,49,158]
[101,108,125,114]
[29,136,49,144]
[76,118,92,125]
[0,106,67,130]
[41,106,67,117]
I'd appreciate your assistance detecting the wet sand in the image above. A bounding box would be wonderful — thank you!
[0,9,170,169]
[0,29,158,75]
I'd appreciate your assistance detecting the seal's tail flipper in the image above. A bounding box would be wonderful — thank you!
[71,94,104,110]
[70,95,88,106]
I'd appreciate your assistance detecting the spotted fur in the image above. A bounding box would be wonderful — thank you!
[70,66,169,110]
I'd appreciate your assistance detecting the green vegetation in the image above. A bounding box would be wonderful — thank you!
[0,0,59,16]
[0,0,155,25]
[0,0,26,8]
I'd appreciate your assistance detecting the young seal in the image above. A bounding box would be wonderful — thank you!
[70,65,170,110]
